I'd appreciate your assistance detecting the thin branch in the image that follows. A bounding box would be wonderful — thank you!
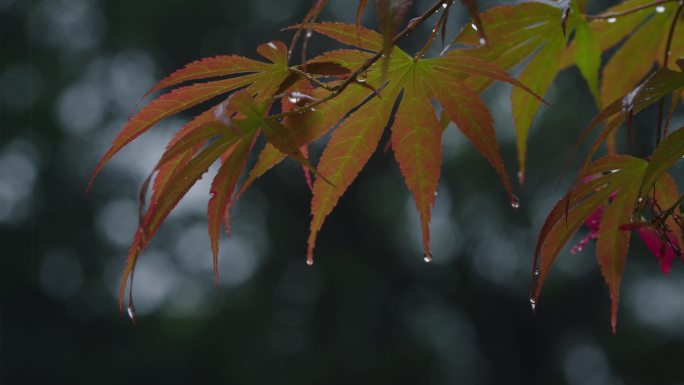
[288,67,337,91]
[416,0,453,59]
[586,0,675,20]
[271,0,450,120]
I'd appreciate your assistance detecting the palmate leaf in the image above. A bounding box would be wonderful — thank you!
[453,0,683,182]
[534,155,656,331]
[89,41,291,190]
[573,64,684,177]
[638,126,684,201]
[453,1,579,183]
[595,0,684,107]
[302,23,541,262]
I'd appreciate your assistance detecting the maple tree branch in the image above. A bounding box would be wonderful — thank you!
[271,0,451,120]
[288,67,337,91]
[585,0,676,20]
[415,0,453,59]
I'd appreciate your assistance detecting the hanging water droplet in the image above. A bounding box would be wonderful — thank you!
[306,30,313,38]
[127,305,136,322]
[306,259,314,266]
[511,198,521,209]
[529,296,536,311]
[442,2,448,8]
[471,23,478,31]
[355,71,368,83]
[607,17,617,23]
[423,253,433,263]
[655,5,666,12]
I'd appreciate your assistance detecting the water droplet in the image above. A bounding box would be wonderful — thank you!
[511,198,520,209]
[656,5,666,12]
[306,259,314,266]
[479,37,486,45]
[209,191,216,199]
[306,30,313,38]
[529,296,536,311]
[355,71,368,83]
[471,23,478,31]
[607,17,617,23]
[127,305,136,321]
[288,95,301,104]
[442,2,448,8]
[423,253,433,263]
[533,268,540,278]
[267,42,278,50]
[310,107,317,112]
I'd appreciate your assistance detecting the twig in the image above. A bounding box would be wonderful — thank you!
[415,0,453,59]
[288,67,337,91]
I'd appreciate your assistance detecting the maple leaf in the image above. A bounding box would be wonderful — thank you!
[302,23,541,264]
[452,2,580,182]
[89,41,293,190]
[572,62,684,178]
[534,154,682,332]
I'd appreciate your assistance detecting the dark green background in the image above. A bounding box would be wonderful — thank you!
[1,0,683,384]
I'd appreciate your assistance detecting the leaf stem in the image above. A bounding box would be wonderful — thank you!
[415,0,453,60]
[585,0,675,20]
[271,0,450,120]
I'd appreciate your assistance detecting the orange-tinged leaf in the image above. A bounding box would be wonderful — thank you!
[599,10,671,107]
[596,173,641,333]
[639,126,684,200]
[89,75,258,190]
[151,108,222,202]
[430,76,515,204]
[120,135,237,307]
[256,41,289,66]
[511,37,565,183]
[460,0,487,45]
[356,0,369,33]
[575,68,684,176]
[234,143,286,203]
[307,49,374,72]
[574,20,601,104]
[654,173,684,248]
[558,0,654,70]
[391,75,442,261]
[303,22,383,52]
[307,88,400,264]
[144,56,271,97]
[536,180,617,300]
[534,156,646,300]
[208,132,257,283]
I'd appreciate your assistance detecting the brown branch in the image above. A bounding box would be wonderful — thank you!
[415,0,453,59]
